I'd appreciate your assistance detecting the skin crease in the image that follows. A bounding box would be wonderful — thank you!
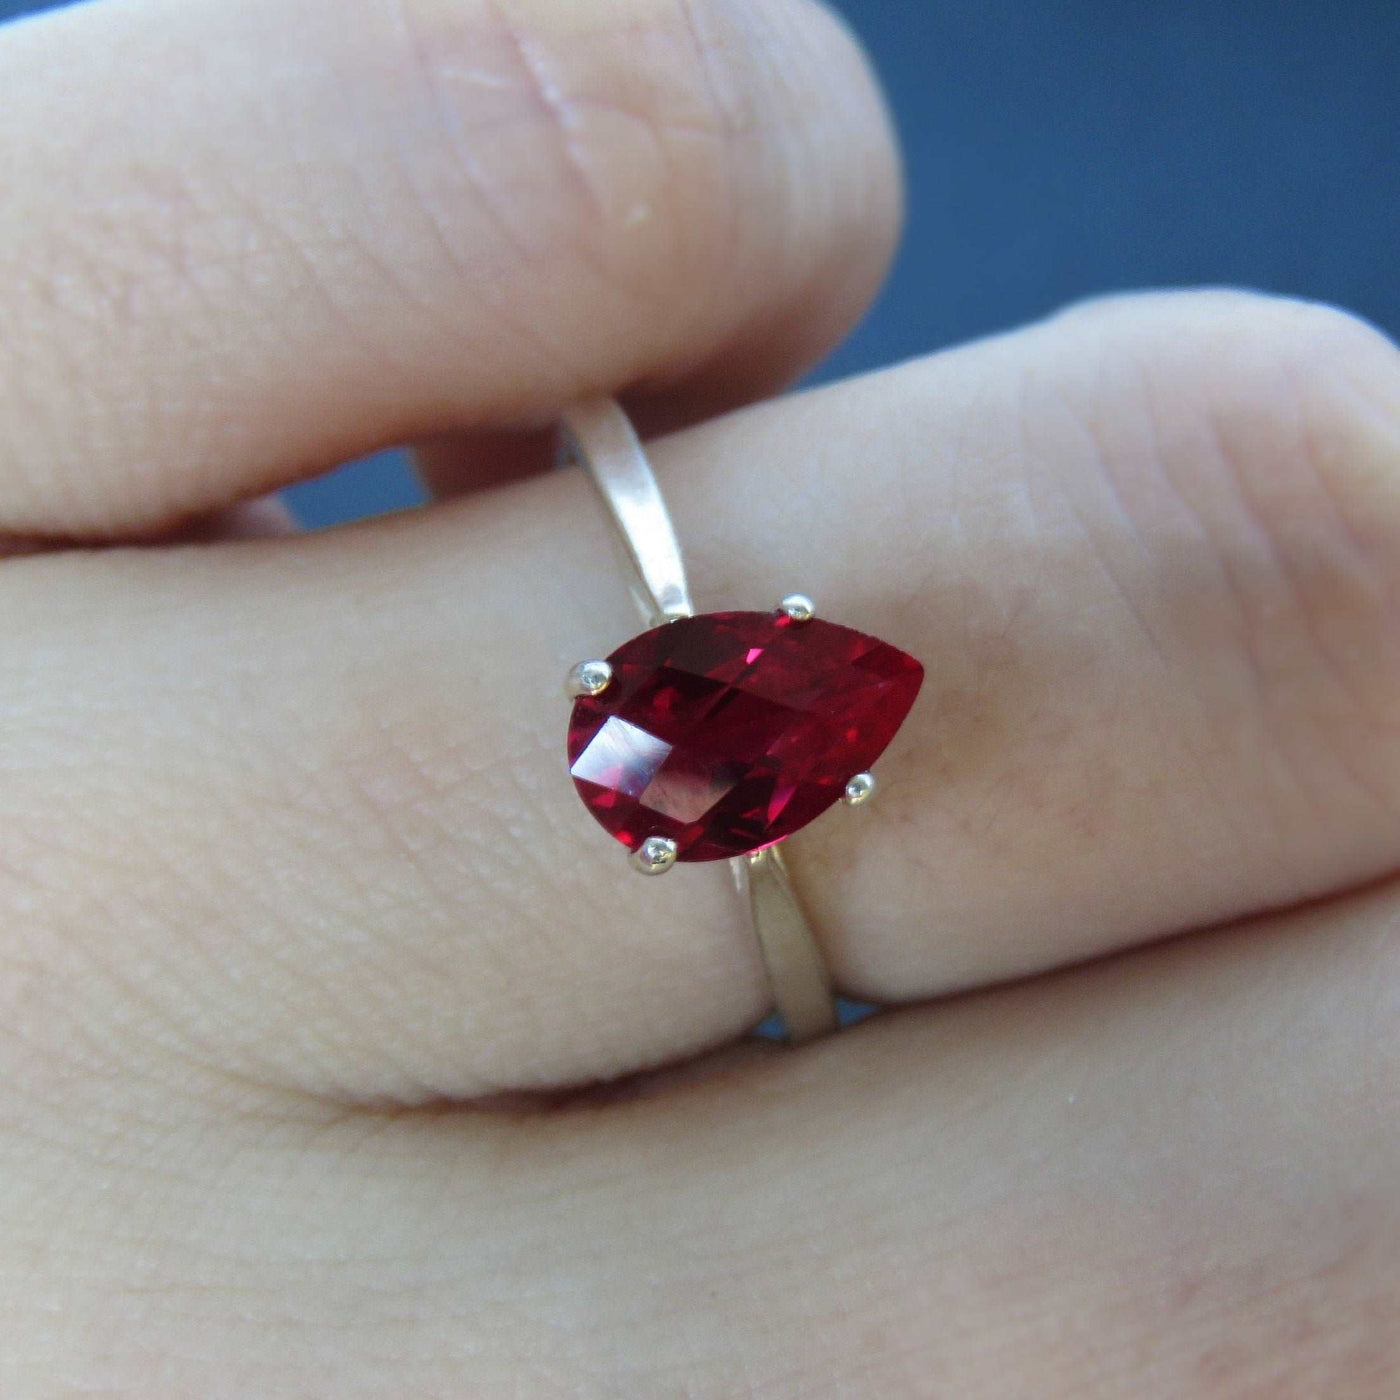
[0,1,1399,1397]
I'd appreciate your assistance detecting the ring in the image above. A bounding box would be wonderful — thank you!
[558,398,924,1043]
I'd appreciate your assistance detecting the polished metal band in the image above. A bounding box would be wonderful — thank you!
[559,397,839,1044]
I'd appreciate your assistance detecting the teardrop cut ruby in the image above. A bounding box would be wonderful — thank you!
[567,610,924,862]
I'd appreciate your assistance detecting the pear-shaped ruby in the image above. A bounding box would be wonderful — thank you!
[567,610,924,862]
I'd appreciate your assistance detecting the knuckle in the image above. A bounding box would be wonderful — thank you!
[1182,294,1400,636]
[1092,290,1400,808]
[1026,289,1400,835]
[1060,288,1400,593]
[1266,299,1400,546]
[398,0,748,270]
[393,0,895,342]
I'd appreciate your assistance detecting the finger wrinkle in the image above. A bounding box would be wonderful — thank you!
[493,5,610,225]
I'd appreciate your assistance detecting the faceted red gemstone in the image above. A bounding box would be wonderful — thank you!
[567,610,924,862]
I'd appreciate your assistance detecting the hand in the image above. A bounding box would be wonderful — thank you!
[2,0,1398,1394]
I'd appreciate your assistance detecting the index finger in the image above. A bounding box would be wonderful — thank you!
[0,0,900,534]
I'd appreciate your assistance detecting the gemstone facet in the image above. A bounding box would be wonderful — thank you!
[567,610,924,862]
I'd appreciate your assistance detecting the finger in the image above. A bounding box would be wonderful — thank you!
[4,290,1400,1105]
[0,0,899,535]
[481,879,1400,1394]
[9,875,1397,1392]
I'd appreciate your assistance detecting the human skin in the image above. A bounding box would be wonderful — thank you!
[1,0,1398,1395]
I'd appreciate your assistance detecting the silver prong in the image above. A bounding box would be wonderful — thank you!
[778,593,816,624]
[630,835,679,875]
[842,772,877,806]
[566,659,613,699]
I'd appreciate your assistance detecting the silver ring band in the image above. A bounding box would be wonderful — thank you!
[559,397,839,1043]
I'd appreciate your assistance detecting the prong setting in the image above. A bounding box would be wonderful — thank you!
[566,659,613,699]
[842,771,877,806]
[630,835,679,875]
[778,593,816,624]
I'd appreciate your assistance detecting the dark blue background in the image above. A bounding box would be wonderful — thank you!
[5,0,1397,525]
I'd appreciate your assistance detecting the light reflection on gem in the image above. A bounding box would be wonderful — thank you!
[570,717,672,800]
[639,762,742,824]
